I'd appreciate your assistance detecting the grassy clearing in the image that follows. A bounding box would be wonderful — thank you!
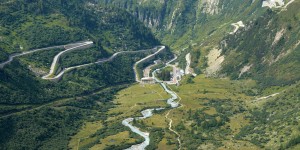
[108,83,170,120]
[90,131,136,150]
[70,83,172,149]
[158,137,177,150]
[143,113,168,128]
[167,74,260,149]
[227,113,250,135]
[69,121,103,150]
[204,107,217,115]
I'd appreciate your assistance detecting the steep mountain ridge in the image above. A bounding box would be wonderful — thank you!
[219,0,300,87]
[98,0,264,49]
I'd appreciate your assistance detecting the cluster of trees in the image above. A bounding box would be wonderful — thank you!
[188,108,229,130]
[19,48,62,70]
[280,135,300,150]
[0,85,124,150]
[19,24,85,49]
[175,98,245,149]
[147,128,164,150]
[0,47,8,62]
[235,84,300,148]
[0,0,160,54]
[60,46,106,69]
[157,69,171,81]
[0,51,149,105]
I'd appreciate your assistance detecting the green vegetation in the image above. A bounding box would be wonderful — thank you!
[135,47,173,79]
[0,0,159,56]
[165,74,300,149]
[166,75,256,149]
[69,84,171,149]
[99,0,264,50]
[19,24,84,49]
[0,85,125,149]
[235,82,300,149]
[0,0,299,149]
[18,48,63,72]
[281,135,300,150]
[156,67,172,81]
[221,1,300,87]
[88,74,297,149]
[60,46,106,69]
[0,52,148,105]
[0,1,163,149]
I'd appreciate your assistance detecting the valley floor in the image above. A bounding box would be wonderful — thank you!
[70,74,300,149]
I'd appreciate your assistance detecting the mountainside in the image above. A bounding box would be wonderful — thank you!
[0,1,163,149]
[98,0,264,49]
[0,0,159,59]
[221,2,300,87]
[0,0,299,150]
[99,0,299,86]
[0,0,160,104]
[95,1,300,149]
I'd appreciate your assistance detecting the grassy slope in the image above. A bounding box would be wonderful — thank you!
[70,84,171,149]
[221,1,300,87]
[74,73,299,149]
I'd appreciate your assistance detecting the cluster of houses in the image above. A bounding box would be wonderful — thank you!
[140,60,185,85]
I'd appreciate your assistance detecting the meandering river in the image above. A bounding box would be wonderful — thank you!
[122,66,180,150]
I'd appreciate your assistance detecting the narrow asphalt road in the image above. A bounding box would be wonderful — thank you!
[0,41,92,69]
[42,41,93,80]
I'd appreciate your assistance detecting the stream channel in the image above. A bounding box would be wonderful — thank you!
[122,68,180,150]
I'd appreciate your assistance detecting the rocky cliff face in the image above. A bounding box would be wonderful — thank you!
[201,0,220,15]
[98,0,263,49]
[220,1,300,86]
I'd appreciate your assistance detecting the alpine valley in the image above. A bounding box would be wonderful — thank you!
[0,0,299,150]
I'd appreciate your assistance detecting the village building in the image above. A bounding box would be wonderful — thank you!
[141,77,156,84]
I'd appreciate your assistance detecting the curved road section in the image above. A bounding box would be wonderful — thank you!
[44,47,159,81]
[1,41,162,81]
[0,41,93,69]
[133,46,166,82]
[42,41,93,80]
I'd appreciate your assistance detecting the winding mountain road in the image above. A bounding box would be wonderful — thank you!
[42,41,93,80]
[0,40,163,81]
[133,46,166,82]
[43,47,159,81]
[0,41,96,69]
[1,41,181,149]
